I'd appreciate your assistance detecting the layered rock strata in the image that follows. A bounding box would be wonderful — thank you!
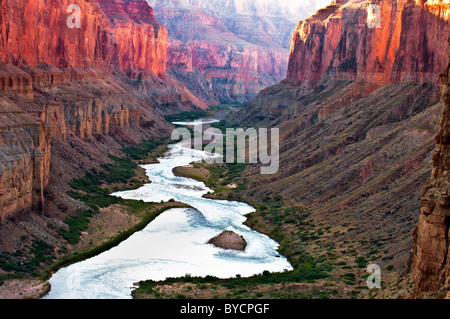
[412,38,450,298]
[228,0,450,291]
[151,5,293,104]
[288,0,450,87]
[0,0,167,75]
[0,0,206,226]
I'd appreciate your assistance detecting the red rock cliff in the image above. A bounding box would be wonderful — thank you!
[288,0,450,87]
[282,0,450,297]
[412,38,450,298]
[153,6,291,104]
[0,0,173,224]
[0,0,167,75]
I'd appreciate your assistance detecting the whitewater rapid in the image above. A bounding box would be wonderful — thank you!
[44,135,292,299]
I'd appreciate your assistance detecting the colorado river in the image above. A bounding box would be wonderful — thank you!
[44,118,292,299]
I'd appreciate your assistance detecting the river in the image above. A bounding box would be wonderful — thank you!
[44,114,292,299]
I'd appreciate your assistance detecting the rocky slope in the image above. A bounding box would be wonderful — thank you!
[228,0,450,291]
[0,0,207,267]
[412,38,450,299]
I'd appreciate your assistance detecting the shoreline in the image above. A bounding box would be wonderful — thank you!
[41,201,190,298]
[34,140,186,299]
[172,165,210,183]
[43,110,233,298]
[46,202,190,275]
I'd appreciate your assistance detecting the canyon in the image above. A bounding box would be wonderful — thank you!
[0,0,448,300]
[412,37,450,299]
[147,0,330,104]
[229,0,450,298]
[0,0,208,268]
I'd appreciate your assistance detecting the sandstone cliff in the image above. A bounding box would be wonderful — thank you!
[151,4,294,104]
[0,0,167,75]
[227,0,449,294]
[147,0,331,24]
[412,38,450,298]
[288,0,450,87]
[0,0,205,234]
[236,0,450,127]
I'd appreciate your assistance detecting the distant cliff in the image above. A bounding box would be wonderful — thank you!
[149,3,295,104]
[236,0,450,126]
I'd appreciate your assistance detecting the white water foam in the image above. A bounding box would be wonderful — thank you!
[44,142,292,299]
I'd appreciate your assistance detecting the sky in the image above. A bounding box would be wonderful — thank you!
[147,0,334,22]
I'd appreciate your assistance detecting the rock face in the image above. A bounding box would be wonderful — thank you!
[0,0,167,75]
[0,63,174,224]
[288,0,450,87]
[208,230,247,251]
[149,2,295,104]
[0,95,51,223]
[147,0,339,104]
[412,38,450,298]
[148,0,332,24]
[96,0,167,75]
[237,0,449,127]
[228,0,450,289]
[0,0,207,226]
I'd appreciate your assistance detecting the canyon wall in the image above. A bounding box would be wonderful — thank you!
[147,0,340,105]
[288,0,450,87]
[0,0,207,226]
[412,38,450,298]
[150,3,295,104]
[237,0,450,128]
[0,92,51,224]
[0,0,167,75]
[147,0,332,23]
[0,63,174,225]
[283,0,450,297]
[229,0,450,295]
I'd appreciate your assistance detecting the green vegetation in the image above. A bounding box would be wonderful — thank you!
[59,210,95,244]
[64,138,167,245]
[356,256,369,268]
[259,206,309,228]
[164,104,244,124]
[208,104,245,112]
[203,163,247,190]
[136,267,328,298]
[164,110,210,123]
[257,206,329,276]
[0,240,55,276]
[67,153,146,212]
[122,139,166,161]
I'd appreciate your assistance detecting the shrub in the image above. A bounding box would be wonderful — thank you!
[59,210,95,244]
[355,256,368,268]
